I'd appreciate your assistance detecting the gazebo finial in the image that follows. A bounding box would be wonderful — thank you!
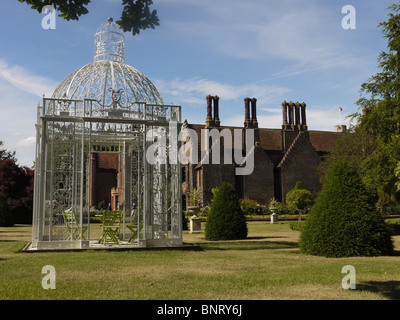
[94,18,125,63]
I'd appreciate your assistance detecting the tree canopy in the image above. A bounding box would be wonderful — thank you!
[0,141,16,161]
[321,3,400,212]
[0,192,13,227]
[0,158,34,224]
[0,141,34,224]
[285,182,314,212]
[19,0,160,35]
[354,3,400,141]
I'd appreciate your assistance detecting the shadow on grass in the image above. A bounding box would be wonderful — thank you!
[0,230,28,233]
[357,281,400,300]
[247,236,286,240]
[391,250,400,256]
[197,239,299,251]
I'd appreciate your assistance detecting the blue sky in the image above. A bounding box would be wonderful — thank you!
[0,0,395,166]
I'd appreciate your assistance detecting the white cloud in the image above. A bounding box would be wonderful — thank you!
[155,77,291,107]
[0,58,59,166]
[163,0,365,73]
[0,59,57,97]
[15,136,36,148]
[156,76,352,132]
[259,108,282,114]
[223,105,353,132]
[0,76,41,167]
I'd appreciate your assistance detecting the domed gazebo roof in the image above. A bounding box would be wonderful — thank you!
[52,18,163,107]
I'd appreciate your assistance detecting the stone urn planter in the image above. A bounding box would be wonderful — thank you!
[269,206,278,224]
[268,197,280,224]
[187,206,201,216]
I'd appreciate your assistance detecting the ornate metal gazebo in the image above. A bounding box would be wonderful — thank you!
[30,18,182,250]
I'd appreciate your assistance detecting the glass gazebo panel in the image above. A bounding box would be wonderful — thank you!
[31,98,182,250]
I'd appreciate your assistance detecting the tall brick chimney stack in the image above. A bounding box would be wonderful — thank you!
[288,101,294,129]
[244,97,259,143]
[251,98,258,128]
[205,95,221,128]
[300,102,307,130]
[244,97,251,128]
[282,101,307,131]
[282,100,308,152]
[294,102,301,129]
[213,95,220,127]
[205,95,213,128]
[244,97,258,129]
[282,100,289,129]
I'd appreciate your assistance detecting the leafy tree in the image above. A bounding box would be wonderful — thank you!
[300,161,394,257]
[117,0,160,35]
[360,135,400,207]
[205,183,247,241]
[321,4,400,210]
[293,182,305,190]
[318,125,377,186]
[285,182,314,212]
[0,159,34,224]
[354,3,400,141]
[18,0,159,35]
[0,140,16,161]
[352,3,400,206]
[0,192,13,227]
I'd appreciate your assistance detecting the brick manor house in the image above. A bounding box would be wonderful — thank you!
[88,95,344,210]
[181,96,345,207]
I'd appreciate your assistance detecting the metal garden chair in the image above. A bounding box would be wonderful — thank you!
[99,211,122,245]
[63,209,88,240]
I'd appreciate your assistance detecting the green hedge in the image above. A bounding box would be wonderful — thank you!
[205,183,248,241]
[385,219,400,236]
[289,220,306,231]
[240,198,266,215]
[300,161,394,257]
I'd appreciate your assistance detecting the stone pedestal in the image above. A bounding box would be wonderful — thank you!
[189,215,202,234]
[270,208,278,224]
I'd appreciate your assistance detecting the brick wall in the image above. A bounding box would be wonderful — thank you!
[90,153,118,207]
[279,132,321,203]
[201,163,236,205]
[241,145,275,204]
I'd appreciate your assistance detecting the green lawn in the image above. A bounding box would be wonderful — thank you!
[1,221,400,300]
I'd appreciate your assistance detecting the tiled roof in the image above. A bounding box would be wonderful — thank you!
[308,130,342,153]
[259,128,282,151]
[186,123,341,154]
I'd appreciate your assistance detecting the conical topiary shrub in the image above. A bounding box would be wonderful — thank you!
[0,192,13,227]
[300,161,394,257]
[205,182,247,241]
